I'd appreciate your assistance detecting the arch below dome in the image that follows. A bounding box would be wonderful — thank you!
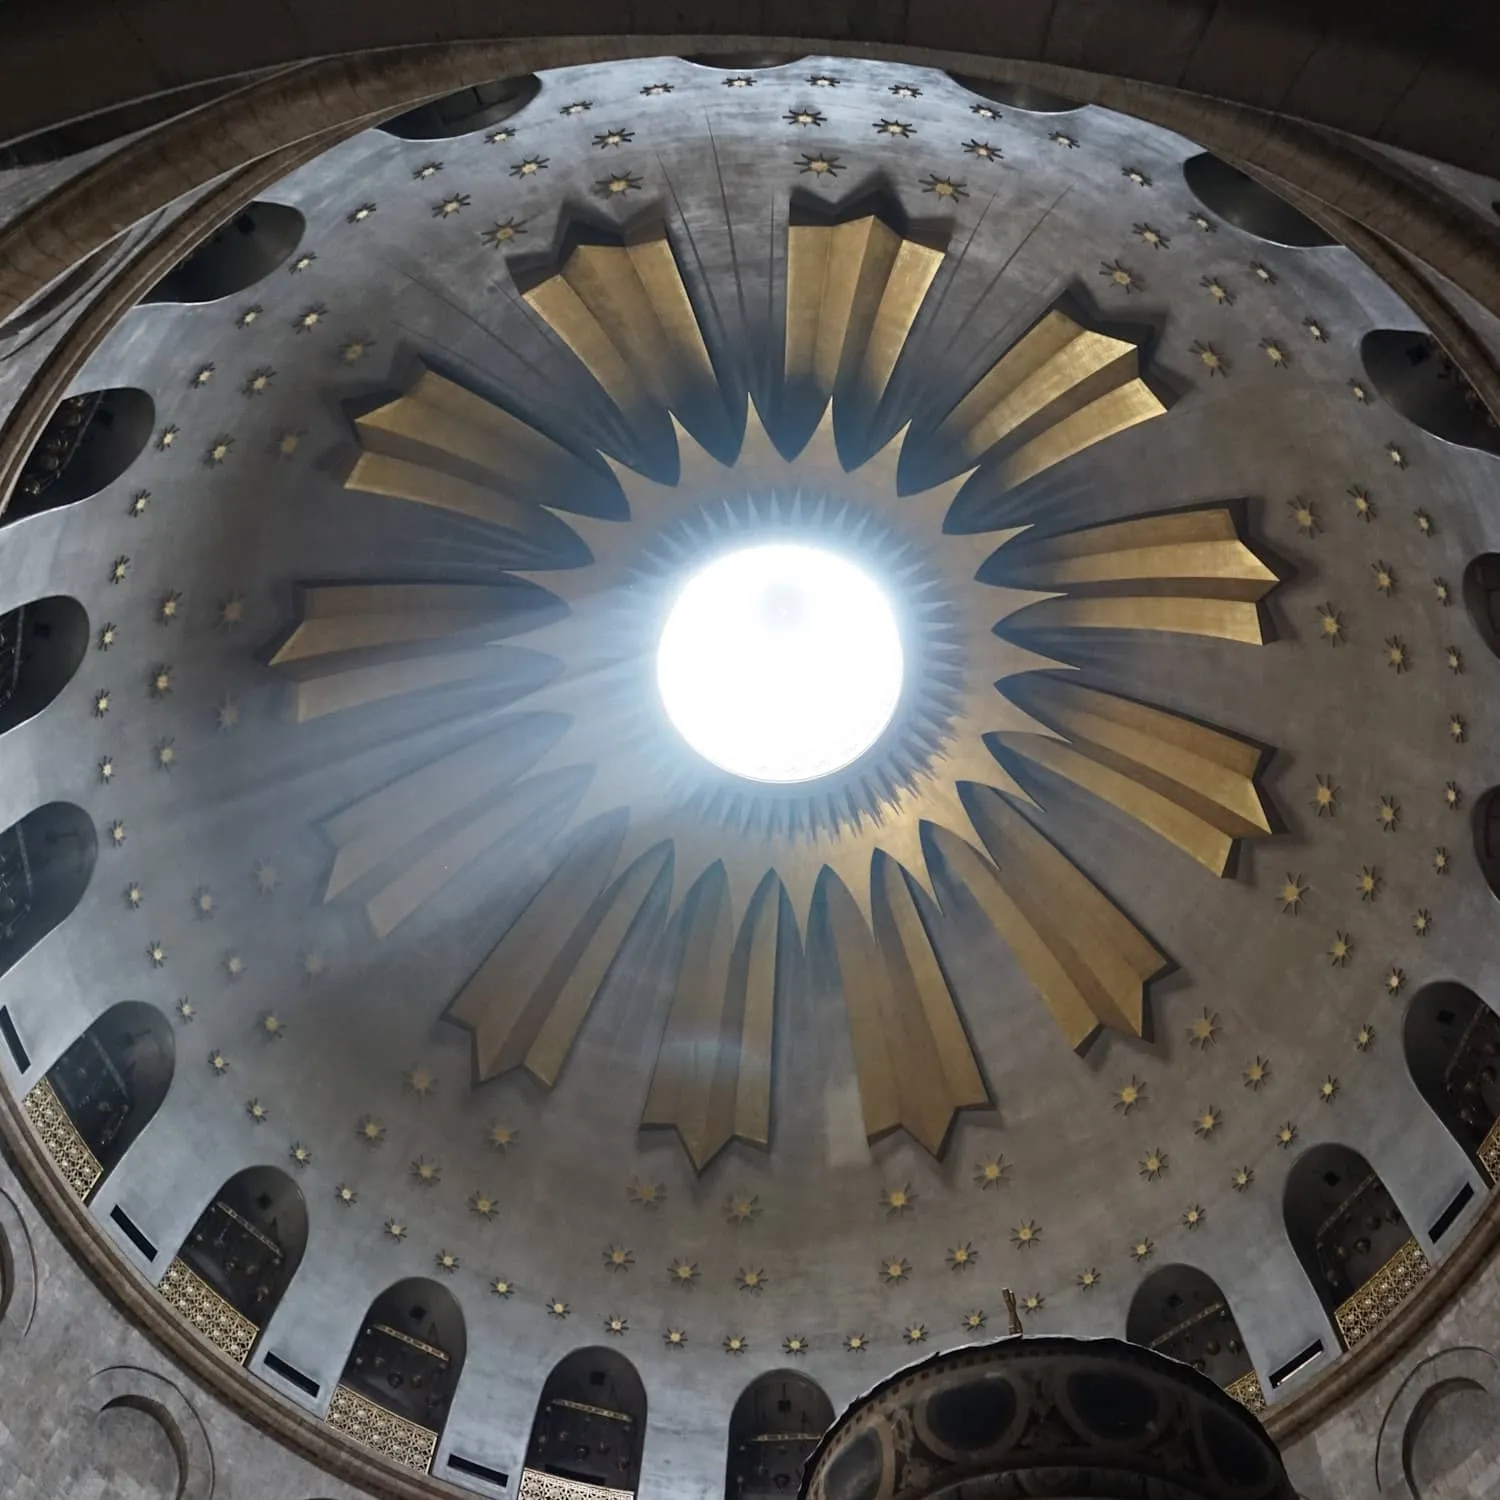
[1360,331,1500,456]
[4,388,153,524]
[0,801,96,984]
[525,1346,647,1496]
[1404,981,1500,1184]
[143,201,306,305]
[1126,1263,1259,1407]
[727,1369,834,1500]
[0,595,88,737]
[1182,153,1337,247]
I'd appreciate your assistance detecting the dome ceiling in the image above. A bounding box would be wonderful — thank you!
[3,51,1500,1494]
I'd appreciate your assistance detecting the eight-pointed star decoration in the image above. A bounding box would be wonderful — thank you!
[265,213,1280,1175]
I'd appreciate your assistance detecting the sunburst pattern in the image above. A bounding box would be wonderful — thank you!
[270,214,1278,1170]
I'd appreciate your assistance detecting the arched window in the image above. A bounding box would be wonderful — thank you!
[1360,331,1500,456]
[1473,787,1500,901]
[1125,1264,1261,1410]
[378,76,540,140]
[157,1166,307,1365]
[1181,154,1336,247]
[1462,554,1500,659]
[726,1371,834,1499]
[5,388,154,524]
[947,74,1081,113]
[684,54,804,71]
[25,1000,173,1201]
[0,596,88,735]
[1405,981,1500,1182]
[524,1347,647,1496]
[1284,1144,1428,1350]
[1,802,96,981]
[144,202,305,305]
[327,1278,466,1474]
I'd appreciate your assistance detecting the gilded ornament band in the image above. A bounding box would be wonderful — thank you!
[157,1256,259,1364]
[1478,1116,1500,1184]
[1224,1369,1267,1414]
[519,1467,634,1500]
[1333,1237,1431,1350]
[325,1383,438,1474]
[22,1077,103,1200]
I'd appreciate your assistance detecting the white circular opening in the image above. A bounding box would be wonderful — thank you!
[656,543,904,783]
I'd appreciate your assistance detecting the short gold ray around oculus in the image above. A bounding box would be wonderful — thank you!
[275,212,1281,1169]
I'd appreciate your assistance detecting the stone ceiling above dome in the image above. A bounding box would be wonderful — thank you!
[3,50,1500,1499]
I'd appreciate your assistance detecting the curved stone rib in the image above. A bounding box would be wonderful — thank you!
[642,866,781,1171]
[935,792,1167,1049]
[824,856,988,1157]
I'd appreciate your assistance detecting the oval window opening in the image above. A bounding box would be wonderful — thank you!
[144,202,305,305]
[1182,154,1336,247]
[1462,554,1500,658]
[379,76,541,140]
[0,595,89,735]
[1361,331,1500,456]
[683,53,805,71]
[1473,787,1500,901]
[0,802,97,982]
[5,387,154,523]
[948,74,1082,114]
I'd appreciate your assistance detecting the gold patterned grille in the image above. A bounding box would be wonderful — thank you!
[1224,1369,1266,1413]
[157,1257,258,1364]
[1478,1117,1500,1184]
[518,1467,634,1500]
[1333,1236,1430,1349]
[325,1383,438,1474]
[23,1076,103,1200]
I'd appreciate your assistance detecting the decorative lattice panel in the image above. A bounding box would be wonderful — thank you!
[1224,1369,1266,1414]
[518,1468,634,1500]
[23,1077,103,1200]
[157,1257,258,1364]
[1334,1237,1430,1350]
[1478,1117,1500,1185]
[325,1384,438,1474]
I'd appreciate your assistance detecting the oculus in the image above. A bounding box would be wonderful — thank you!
[273,211,1279,1170]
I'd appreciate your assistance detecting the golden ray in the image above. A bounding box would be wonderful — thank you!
[273,212,1280,1169]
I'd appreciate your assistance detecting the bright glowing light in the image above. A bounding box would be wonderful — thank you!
[656,543,903,783]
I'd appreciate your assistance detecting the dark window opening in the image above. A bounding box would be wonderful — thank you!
[0,595,89,735]
[1182,154,1336,248]
[5,388,154,523]
[947,73,1081,113]
[1361,331,1500,456]
[379,76,540,140]
[144,202,305,305]
[525,1347,647,1494]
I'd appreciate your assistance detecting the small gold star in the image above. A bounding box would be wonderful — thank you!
[1378,797,1401,830]
[1122,165,1151,186]
[844,1332,868,1352]
[873,118,914,137]
[385,1220,407,1241]
[1201,276,1234,305]
[218,594,244,627]
[1289,498,1319,535]
[668,1259,698,1286]
[157,426,178,450]
[1244,1056,1271,1089]
[1194,1107,1222,1138]
[482,218,528,247]
[433,193,471,218]
[224,952,245,979]
[290,252,316,273]
[1114,1076,1147,1113]
[1251,261,1276,283]
[1413,908,1433,937]
[290,1143,312,1167]
[880,1256,911,1284]
[1313,775,1339,816]
[411,1156,441,1186]
[490,1277,515,1298]
[725,1193,760,1224]
[98,622,117,650]
[244,367,275,396]
[1130,1238,1154,1262]
[1232,1166,1254,1192]
[1373,562,1397,597]
[488,1122,519,1151]
[1305,317,1327,341]
[1319,1076,1340,1103]
[1316,604,1347,647]
[1139,1148,1168,1180]
[1188,1009,1220,1048]
[128,489,149,516]
[295,304,326,331]
[723,1334,749,1355]
[1356,1024,1376,1051]
[357,1116,385,1144]
[1192,340,1226,375]
[339,337,373,364]
[1385,637,1410,672]
[1348,485,1375,521]
[217,698,239,731]
[155,739,175,771]
[236,307,260,328]
[881,1184,915,1214]
[94,689,111,717]
[205,436,234,465]
[1135,222,1168,249]
[786,107,825,126]
[98,756,115,783]
[641,82,674,96]
[604,1314,628,1335]
[889,83,922,98]
[595,172,642,197]
[1050,130,1079,148]
[110,556,129,584]
[810,74,839,88]
[150,665,172,697]
[404,1064,435,1099]
[191,364,214,387]
[147,940,166,967]
[1351,379,1372,400]
[260,1013,284,1039]
[1100,259,1139,292]
[1434,578,1452,606]
[604,1244,634,1271]
[1386,967,1406,995]
[783,1334,810,1356]
[1449,714,1467,744]
[1329,931,1353,966]
[547,1299,569,1319]
[1445,781,1463,811]
[1276,1122,1298,1149]
[158,591,180,624]
[947,1242,977,1270]
[1189,212,1215,232]
[108,820,126,846]
[1077,1268,1102,1289]
[254,860,279,894]
[1280,874,1307,913]
[1011,1220,1041,1248]
[124,882,143,909]
[1182,1204,1205,1229]
[723,76,754,89]
[964,139,1001,161]
[1021,1293,1045,1313]
[974,1156,1009,1189]
[736,1267,767,1292]
[176,998,194,1020]
[1386,443,1407,468]
[302,950,325,978]
[209,1050,229,1075]
[246,1098,268,1123]
[336,1184,357,1205]
[1434,847,1451,874]
[798,153,843,177]
[1261,338,1288,367]
[1358,865,1381,901]
[350,200,379,218]
[921,173,969,199]
[1447,646,1464,674]
[664,1327,687,1347]
[627,1179,665,1208]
